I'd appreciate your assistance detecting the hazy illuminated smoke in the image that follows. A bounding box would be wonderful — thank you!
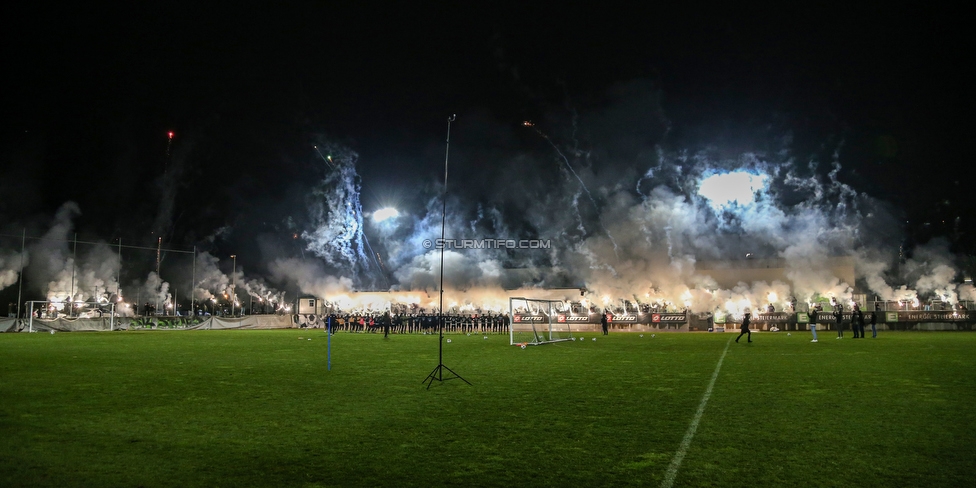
[256,109,976,318]
[293,136,968,314]
[0,249,28,291]
[301,143,376,288]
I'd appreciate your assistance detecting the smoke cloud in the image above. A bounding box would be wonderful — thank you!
[277,86,966,316]
[0,83,968,317]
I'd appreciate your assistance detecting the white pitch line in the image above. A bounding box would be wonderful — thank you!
[660,336,733,488]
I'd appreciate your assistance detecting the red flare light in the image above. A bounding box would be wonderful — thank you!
[168,131,174,139]
[522,121,534,127]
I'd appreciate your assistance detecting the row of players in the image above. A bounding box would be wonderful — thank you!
[321,313,512,334]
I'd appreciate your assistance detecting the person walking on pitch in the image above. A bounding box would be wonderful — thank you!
[736,311,752,343]
[809,304,819,342]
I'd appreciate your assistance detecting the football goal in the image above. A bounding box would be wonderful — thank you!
[509,297,574,346]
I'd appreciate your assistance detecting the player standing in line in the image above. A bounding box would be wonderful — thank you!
[834,302,844,339]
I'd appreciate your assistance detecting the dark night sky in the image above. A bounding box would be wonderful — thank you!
[2,3,972,273]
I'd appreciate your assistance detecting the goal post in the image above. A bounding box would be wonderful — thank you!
[509,297,574,346]
[26,300,117,332]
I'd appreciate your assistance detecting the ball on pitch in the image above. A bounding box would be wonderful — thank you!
[520,344,526,349]
[592,338,596,341]
[446,339,452,343]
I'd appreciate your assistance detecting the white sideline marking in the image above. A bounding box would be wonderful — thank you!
[660,336,732,488]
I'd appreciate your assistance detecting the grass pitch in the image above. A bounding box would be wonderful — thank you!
[1,330,974,487]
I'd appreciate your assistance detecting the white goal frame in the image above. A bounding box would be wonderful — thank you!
[509,297,574,346]
[26,300,118,332]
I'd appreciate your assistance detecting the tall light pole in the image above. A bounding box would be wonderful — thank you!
[70,233,77,317]
[154,236,161,317]
[230,254,237,316]
[16,229,25,318]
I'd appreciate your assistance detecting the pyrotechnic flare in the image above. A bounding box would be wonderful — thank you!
[312,144,336,170]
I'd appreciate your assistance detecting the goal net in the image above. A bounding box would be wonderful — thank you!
[25,300,119,332]
[509,297,574,346]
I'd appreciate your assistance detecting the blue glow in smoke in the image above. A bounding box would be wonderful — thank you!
[698,171,769,211]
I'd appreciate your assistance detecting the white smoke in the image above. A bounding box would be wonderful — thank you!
[0,249,28,291]
[6,89,965,319]
[283,136,962,316]
[269,257,352,299]
[139,271,171,309]
[301,143,376,287]
[192,251,231,301]
[26,202,79,300]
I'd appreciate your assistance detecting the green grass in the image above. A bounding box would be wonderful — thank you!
[1,330,974,487]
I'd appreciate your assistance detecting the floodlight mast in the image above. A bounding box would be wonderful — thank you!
[16,229,25,318]
[423,114,470,389]
[231,254,237,316]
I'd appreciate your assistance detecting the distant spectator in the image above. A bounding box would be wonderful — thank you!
[834,303,844,339]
